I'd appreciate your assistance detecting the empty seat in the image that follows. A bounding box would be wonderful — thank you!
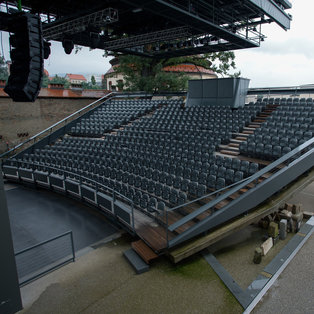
[169,189,179,205]
[157,201,166,213]
[225,169,234,184]
[234,171,244,182]
[215,178,225,190]
[197,184,207,198]
[147,197,157,213]
[248,163,259,175]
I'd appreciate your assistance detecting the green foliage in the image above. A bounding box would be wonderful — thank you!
[50,75,70,88]
[115,55,189,92]
[114,51,240,92]
[81,81,102,90]
[41,72,49,87]
[116,80,124,91]
[207,52,240,77]
[0,55,9,81]
[91,75,96,85]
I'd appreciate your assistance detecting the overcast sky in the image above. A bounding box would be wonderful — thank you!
[0,0,312,88]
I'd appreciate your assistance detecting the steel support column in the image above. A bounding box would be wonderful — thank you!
[0,173,22,314]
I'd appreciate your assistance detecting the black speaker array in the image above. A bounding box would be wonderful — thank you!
[4,12,44,102]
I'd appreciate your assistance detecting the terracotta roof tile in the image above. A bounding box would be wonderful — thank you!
[66,74,87,81]
[163,64,215,75]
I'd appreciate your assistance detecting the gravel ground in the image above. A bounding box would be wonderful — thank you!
[18,181,314,314]
[20,235,242,314]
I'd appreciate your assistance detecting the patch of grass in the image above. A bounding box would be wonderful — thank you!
[164,254,218,281]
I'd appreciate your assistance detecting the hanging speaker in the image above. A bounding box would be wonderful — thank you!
[4,12,44,102]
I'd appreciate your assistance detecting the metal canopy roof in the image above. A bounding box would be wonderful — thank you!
[0,0,292,58]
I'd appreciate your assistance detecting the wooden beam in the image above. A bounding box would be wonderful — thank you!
[168,167,314,263]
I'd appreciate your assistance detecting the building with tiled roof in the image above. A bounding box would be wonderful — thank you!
[65,74,87,84]
[103,58,217,91]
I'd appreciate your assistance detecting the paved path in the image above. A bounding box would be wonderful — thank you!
[6,184,118,252]
[254,234,314,314]
[253,181,314,313]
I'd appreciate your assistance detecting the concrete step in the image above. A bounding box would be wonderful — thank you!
[123,248,150,274]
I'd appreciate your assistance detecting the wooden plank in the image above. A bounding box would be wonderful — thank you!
[131,239,158,264]
[136,223,171,252]
[219,145,239,152]
[168,167,314,263]
[230,139,243,144]
[158,211,195,234]
[220,150,240,156]
[229,143,239,148]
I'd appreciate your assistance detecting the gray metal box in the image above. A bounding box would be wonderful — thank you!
[187,78,250,108]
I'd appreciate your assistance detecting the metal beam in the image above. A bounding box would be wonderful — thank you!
[43,8,118,40]
[122,0,258,49]
[103,26,192,50]
[168,143,314,247]
[248,0,291,30]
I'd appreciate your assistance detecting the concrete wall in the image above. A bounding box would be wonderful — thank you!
[0,97,91,154]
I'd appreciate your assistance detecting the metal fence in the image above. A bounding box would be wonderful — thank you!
[15,231,75,286]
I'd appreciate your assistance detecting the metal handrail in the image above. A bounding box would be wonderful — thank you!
[8,160,136,231]
[0,90,186,160]
[15,230,75,286]
[167,175,253,213]
[15,230,74,256]
[168,137,314,232]
[0,91,117,159]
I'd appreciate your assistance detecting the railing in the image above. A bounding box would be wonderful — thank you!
[0,92,116,159]
[0,91,186,161]
[247,85,314,97]
[4,160,136,232]
[166,137,314,247]
[15,231,75,286]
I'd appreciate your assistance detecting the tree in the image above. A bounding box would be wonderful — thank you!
[91,75,96,85]
[0,55,9,81]
[81,81,102,90]
[115,55,188,92]
[116,52,240,92]
[50,75,70,88]
[114,51,240,92]
[41,72,49,87]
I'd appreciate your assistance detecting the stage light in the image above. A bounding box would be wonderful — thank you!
[62,39,74,54]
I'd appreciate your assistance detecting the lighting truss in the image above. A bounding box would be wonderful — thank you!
[103,26,192,50]
[43,8,118,40]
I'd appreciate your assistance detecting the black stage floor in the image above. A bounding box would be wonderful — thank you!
[6,184,118,253]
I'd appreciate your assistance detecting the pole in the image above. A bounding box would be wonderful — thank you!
[0,173,23,313]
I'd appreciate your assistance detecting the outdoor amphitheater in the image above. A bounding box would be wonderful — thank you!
[0,1,313,314]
